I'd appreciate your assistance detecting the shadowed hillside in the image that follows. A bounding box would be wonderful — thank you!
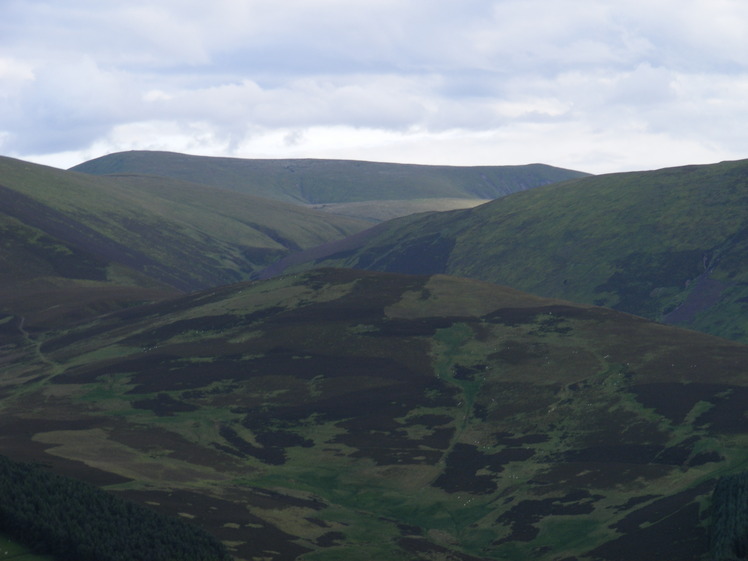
[2,268,746,561]
[0,156,368,327]
[286,158,748,342]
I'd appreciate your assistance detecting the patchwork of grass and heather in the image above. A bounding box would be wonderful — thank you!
[2,268,747,560]
[296,158,748,342]
[6,148,748,561]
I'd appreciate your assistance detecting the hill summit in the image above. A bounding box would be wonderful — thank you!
[71,150,590,221]
[281,158,748,342]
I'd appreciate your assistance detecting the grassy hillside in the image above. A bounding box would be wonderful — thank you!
[70,150,590,206]
[307,196,492,222]
[0,156,368,325]
[2,268,747,560]
[295,158,748,342]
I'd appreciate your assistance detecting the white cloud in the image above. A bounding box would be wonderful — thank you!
[0,57,34,87]
[1,0,748,173]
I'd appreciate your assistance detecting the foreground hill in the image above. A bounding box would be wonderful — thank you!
[0,156,368,327]
[71,151,589,220]
[286,158,748,342]
[2,268,747,560]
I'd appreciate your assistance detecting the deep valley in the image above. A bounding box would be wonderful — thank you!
[2,152,748,560]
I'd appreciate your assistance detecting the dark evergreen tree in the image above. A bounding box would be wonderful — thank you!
[0,454,231,561]
[711,472,748,560]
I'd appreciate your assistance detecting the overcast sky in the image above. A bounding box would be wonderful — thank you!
[1,0,748,174]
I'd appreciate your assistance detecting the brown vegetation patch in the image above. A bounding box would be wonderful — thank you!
[494,490,601,544]
[433,443,535,494]
[631,382,726,423]
[240,486,325,511]
[484,305,594,327]
[634,339,748,385]
[663,275,730,324]
[632,382,748,433]
[452,363,488,381]
[359,233,457,276]
[481,382,559,421]
[406,414,453,426]
[323,381,457,465]
[53,353,180,385]
[122,309,285,346]
[535,461,673,490]
[588,503,707,561]
[409,427,455,450]
[493,432,549,446]
[120,488,312,561]
[398,536,493,561]
[490,340,548,365]
[107,423,241,470]
[118,348,428,397]
[608,494,661,514]
[695,386,748,433]
[610,482,711,533]
[218,424,312,465]
[132,392,199,416]
[556,443,694,466]
[315,531,345,546]
[274,267,412,305]
[0,418,129,486]
[38,285,248,354]
[366,316,458,337]
[587,482,712,561]
[34,428,230,486]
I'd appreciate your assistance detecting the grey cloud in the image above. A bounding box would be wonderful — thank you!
[1,0,747,172]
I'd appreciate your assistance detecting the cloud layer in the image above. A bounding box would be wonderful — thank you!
[2,0,748,173]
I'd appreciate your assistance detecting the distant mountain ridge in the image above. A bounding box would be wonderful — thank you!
[70,150,590,207]
[276,158,748,342]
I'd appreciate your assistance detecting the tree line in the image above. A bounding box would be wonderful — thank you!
[711,472,748,560]
[0,453,231,561]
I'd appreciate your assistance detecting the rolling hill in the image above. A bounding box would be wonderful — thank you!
[0,155,369,328]
[70,151,590,221]
[1,267,746,561]
[282,158,748,342]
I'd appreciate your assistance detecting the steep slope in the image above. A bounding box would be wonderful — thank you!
[2,268,747,560]
[70,150,590,207]
[0,156,368,325]
[293,158,748,342]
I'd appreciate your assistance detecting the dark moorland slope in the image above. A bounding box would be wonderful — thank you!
[2,268,747,561]
[288,158,748,342]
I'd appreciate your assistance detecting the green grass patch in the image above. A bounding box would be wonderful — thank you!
[309,158,748,343]
[532,516,604,553]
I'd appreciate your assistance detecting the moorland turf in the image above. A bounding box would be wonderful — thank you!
[296,158,748,343]
[1,268,747,560]
[0,154,370,323]
[71,150,589,206]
